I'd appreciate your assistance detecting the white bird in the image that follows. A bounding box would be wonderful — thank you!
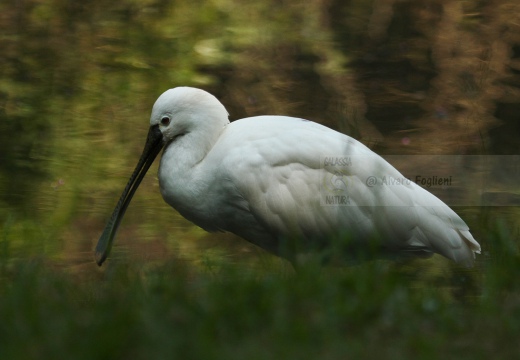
[95,87,481,267]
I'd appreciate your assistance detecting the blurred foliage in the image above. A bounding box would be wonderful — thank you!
[0,230,519,359]
[0,0,518,273]
[0,0,517,248]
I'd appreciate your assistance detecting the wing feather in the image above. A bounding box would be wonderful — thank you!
[208,116,480,265]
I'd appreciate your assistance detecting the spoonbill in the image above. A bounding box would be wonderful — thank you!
[95,87,481,267]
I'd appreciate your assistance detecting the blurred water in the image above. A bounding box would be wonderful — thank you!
[0,0,518,277]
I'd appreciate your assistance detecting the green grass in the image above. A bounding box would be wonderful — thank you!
[0,224,519,360]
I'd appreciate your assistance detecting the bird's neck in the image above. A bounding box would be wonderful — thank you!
[158,115,229,208]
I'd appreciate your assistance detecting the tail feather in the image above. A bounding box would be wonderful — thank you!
[458,229,481,254]
[408,208,480,267]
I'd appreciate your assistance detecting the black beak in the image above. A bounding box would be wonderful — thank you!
[95,125,163,266]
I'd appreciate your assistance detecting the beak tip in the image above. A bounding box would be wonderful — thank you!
[95,251,106,266]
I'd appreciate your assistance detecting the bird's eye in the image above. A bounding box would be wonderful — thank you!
[160,116,170,126]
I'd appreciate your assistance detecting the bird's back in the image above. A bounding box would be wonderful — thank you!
[175,115,481,266]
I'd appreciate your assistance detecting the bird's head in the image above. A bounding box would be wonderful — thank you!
[150,87,229,147]
[94,87,228,266]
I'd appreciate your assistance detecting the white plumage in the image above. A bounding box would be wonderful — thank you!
[95,87,481,267]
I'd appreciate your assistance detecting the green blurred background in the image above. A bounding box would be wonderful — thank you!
[1,1,519,358]
[1,0,518,269]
